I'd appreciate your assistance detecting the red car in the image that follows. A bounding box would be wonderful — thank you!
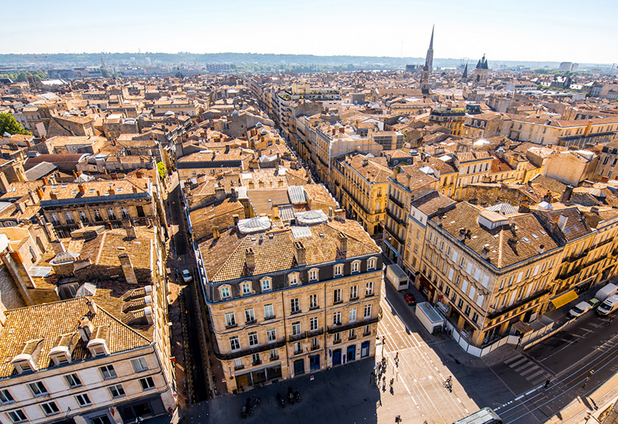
[403,293,416,305]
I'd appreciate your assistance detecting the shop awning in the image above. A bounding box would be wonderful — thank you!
[512,321,534,334]
[551,290,578,309]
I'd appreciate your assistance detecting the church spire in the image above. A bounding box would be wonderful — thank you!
[462,62,468,79]
[424,25,434,72]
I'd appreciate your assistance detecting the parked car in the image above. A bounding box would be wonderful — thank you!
[568,301,593,318]
[403,292,416,306]
[182,269,193,283]
[588,298,601,309]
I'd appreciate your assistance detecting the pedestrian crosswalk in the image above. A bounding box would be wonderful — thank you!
[504,354,550,386]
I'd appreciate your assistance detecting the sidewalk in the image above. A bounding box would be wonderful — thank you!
[545,372,618,423]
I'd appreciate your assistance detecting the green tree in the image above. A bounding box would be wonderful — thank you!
[157,161,167,179]
[0,113,30,136]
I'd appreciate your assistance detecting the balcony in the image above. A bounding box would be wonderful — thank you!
[348,335,357,341]
[308,328,324,337]
[387,209,407,228]
[225,323,238,329]
[287,331,307,343]
[389,194,404,209]
[333,338,342,344]
[349,296,359,301]
[327,316,380,334]
[290,309,302,315]
[252,359,262,366]
[309,305,320,311]
[245,318,257,325]
[234,363,245,370]
[213,340,287,361]
[311,344,320,351]
[270,354,279,361]
[264,315,276,321]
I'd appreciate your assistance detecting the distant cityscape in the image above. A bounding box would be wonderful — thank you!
[1,26,618,424]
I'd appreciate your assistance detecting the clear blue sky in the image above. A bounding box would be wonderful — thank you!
[2,0,616,64]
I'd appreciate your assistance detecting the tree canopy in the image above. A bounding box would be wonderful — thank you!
[0,113,30,136]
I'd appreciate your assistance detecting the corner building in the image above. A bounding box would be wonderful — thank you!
[198,212,382,392]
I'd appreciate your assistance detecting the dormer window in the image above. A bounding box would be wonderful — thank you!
[49,345,72,366]
[261,278,272,292]
[334,264,344,277]
[241,282,252,295]
[288,272,299,286]
[351,260,361,273]
[309,268,319,282]
[368,257,377,270]
[220,286,231,299]
[87,327,110,357]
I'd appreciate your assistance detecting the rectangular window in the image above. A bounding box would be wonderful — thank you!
[131,357,148,372]
[311,337,319,349]
[294,342,302,355]
[252,353,261,365]
[270,349,279,361]
[289,273,299,285]
[41,401,60,416]
[65,373,82,388]
[334,332,341,343]
[292,321,301,336]
[349,308,357,323]
[366,282,374,296]
[139,376,155,391]
[100,365,117,380]
[75,394,92,407]
[0,389,14,404]
[264,304,274,320]
[291,298,300,314]
[309,294,318,309]
[28,381,48,396]
[310,317,318,331]
[267,328,276,343]
[349,328,356,339]
[245,308,255,323]
[333,311,342,325]
[242,283,251,294]
[109,384,125,398]
[248,332,258,346]
[229,336,240,351]
[8,410,26,423]
[464,305,471,316]
[364,304,372,318]
[334,289,342,303]
[350,285,358,299]
[225,312,236,327]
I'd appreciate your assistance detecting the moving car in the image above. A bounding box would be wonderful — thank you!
[403,292,416,306]
[182,269,193,283]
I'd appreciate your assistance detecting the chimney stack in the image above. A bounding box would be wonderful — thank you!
[245,247,255,269]
[86,299,98,315]
[118,253,138,285]
[50,192,58,200]
[212,226,220,239]
[36,187,44,199]
[338,232,348,254]
[77,316,94,342]
[481,245,490,260]
[538,244,545,254]
[558,215,568,232]
[294,241,306,267]
[272,205,279,219]
[125,225,137,239]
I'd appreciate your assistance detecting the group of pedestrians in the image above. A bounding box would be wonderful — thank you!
[371,351,400,394]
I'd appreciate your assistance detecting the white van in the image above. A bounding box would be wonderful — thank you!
[597,294,618,316]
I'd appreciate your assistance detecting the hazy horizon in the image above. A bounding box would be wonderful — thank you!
[3,0,616,64]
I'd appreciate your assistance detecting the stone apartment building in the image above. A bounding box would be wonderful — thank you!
[0,297,175,424]
[383,166,439,265]
[419,202,563,347]
[197,213,382,392]
[37,175,164,238]
[331,154,391,236]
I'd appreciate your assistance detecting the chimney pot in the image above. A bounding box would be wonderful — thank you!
[245,247,255,269]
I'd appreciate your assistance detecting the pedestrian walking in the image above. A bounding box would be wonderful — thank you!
[395,415,402,423]
[544,378,551,389]
[608,316,614,326]
[583,370,594,388]
[395,352,399,360]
